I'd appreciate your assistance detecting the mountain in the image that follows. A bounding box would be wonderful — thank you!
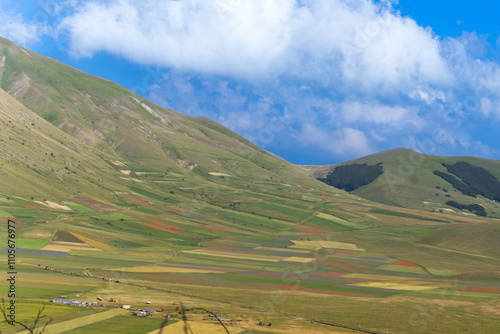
[306,147,500,217]
[0,36,329,202]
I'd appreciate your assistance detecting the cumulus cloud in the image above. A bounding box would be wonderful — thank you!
[60,0,295,78]
[58,0,500,116]
[59,0,453,92]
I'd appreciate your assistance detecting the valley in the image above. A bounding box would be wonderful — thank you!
[0,36,499,333]
[1,169,500,333]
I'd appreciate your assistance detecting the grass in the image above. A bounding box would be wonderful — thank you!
[59,315,170,334]
[64,203,96,213]
[308,216,356,231]
[368,208,448,222]
[16,238,50,249]
[129,186,170,202]
[0,301,92,330]
[134,207,161,215]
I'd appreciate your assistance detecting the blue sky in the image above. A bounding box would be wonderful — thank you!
[1,0,499,165]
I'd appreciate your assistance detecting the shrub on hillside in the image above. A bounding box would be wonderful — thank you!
[318,163,384,191]
[445,200,487,216]
[433,171,477,197]
[443,162,500,202]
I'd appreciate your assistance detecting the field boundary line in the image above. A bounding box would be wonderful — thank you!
[419,244,500,261]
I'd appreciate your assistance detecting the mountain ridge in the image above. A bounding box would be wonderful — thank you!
[0,36,342,203]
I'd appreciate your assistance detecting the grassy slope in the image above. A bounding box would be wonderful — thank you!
[0,87,129,201]
[0,36,321,195]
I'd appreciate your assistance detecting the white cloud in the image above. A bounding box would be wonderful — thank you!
[60,0,296,78]
[0,10,43,45]
[297,124,372,157]
[369,129,387,142]
[59,0,453,94]
[480,98,500,119]
[58,1,500,131]
[409,86,446,104]
[341,101,416,126]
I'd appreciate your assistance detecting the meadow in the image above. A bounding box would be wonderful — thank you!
[2,167,500,334]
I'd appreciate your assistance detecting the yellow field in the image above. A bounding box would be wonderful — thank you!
[73,234,115,251]
[11,277,99,287]
[291,240,364,251]
[283,257,315,263]
[254,247,311,254]
[35,201,72,211]
[42,308,128,333]
[183,249,282,262]
[20,229,54,238]
[148,321,244,334]
[42,242,101,252]
[289,244,321,250]
[112,265,226,274]
[348,281,440,291]
[316,212,349,223]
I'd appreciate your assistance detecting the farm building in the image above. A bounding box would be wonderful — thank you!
[52,299,98,307]
[141,309,157,313]
[52,298,77,305]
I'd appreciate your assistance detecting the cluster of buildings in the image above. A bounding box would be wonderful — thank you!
[52,297,98,307]
[133,308,164,317]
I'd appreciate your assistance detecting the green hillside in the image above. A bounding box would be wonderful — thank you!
[0,87,128,202]
[306,148,500,217]
[0,36,330,201]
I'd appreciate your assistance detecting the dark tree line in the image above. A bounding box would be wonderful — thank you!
[319,163,384,192]
[443,162,500,202]
[445,200,487,216]
[433,171,477,197]
[434,162,500,202]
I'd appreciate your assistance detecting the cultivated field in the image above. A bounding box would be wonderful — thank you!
[1,169,500,334]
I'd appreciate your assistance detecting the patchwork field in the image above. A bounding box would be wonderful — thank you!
[1,175,500,334]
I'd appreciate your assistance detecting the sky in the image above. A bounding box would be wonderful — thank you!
[0,0,499,165]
